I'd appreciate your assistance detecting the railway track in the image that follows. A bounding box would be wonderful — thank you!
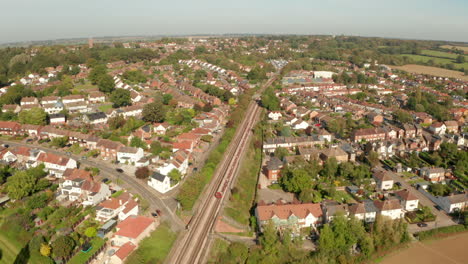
[167,75,276,264]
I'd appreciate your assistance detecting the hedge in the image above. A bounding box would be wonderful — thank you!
[415,224,467,241]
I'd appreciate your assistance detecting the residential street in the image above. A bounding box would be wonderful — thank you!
[386,169,456,233]
[0,139,185,230]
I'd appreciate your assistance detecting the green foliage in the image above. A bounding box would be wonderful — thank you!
[122,69,148,84]
[142,100,167,123]
[97,73,115,93]
[108,114,126,130]
[6,171,37,199]
[168,169,182,184]
[84,227,97,238]
[88,65,107,85]
[247,66,268,82]
[274,147,289,160]
[415,225,467,241]
[51,235,75,259]
[18,107,47,125]
[50,136,69,148]
[26,192,49,209]
[261,87,280,111]
[130,136,147,149]
[110,88,131,108]
[135,166,150,179]
[392,110,413,124]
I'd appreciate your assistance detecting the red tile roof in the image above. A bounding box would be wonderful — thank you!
[256,202,322,221]
[115,215,154,239]
[37,152,70,166]
[114,242,136,260]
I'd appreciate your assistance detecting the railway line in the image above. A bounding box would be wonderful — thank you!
[166,75,276,264]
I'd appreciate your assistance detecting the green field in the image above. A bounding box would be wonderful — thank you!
[125,222,178,264]
[400,54,468,71]
[420,49,464,60]
[68,237,106,264]
[0,233,21,264]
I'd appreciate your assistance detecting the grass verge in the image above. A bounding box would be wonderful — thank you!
[125,222,178,264]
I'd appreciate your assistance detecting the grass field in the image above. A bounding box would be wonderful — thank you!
[125,222,178,264]
[420,49,466,60]
[98,104,113,112]
[0,233,21,264]
[68,237,106,264]
[391,64,468,81]
[440,45,468,54]
[399,54,468,71]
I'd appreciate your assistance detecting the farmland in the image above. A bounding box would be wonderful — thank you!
[440,45,468,54]
[399,53,468,71]
[391,64,468,81]
[380,232,468,264]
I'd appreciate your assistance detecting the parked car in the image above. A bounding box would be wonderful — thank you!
[116,168,124,173]
[395,182,402,187]
[151,212,158,217]
[101,178,109,183]
[1,144,9,148]
[417,223,428,227]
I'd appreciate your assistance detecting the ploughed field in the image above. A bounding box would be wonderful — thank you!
[380,232,468,264]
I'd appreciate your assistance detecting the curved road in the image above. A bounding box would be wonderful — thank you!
[0,139,185,229]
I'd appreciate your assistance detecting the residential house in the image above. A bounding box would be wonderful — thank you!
[429,122,447,135]
[420,167,445,183]
[95,192,139,222]
[438,193,467,213]
[41,96,59,105]
[352,128,386,143]
[110,242,136,264]
[58,169,111,206]
[20,97,39,106]
[395,189,419,211]
[2,104,21,113]
[62,94,85,104]
[117,147,144,164]
[88,91,106,103]
[112,215,157,247]
[49,113,66,125]
[255,200,323,233]
[153,123,169,135]
[322,201,349,222]
[264,157,283,183]
[83,112,108,125]
[374,198,404,220]
[20,124,42,137]
[36,152,77,178]
[444,121,459,134]
[373,170,394,190]
[148,172,173,193]
[42,101,64,114]
[0,121,21,135]
[97,139,124,160]
[348,201,377,222]
[319,146,349,163]
[268,111,282,121]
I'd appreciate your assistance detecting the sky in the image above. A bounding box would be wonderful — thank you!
[1,0,468,43]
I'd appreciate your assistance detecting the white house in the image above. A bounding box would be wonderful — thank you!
[95,192,139,222]
[58,169,111,206]
[438,193,467,213]
[395,189,419,211]
[291,120,309,130]
[374,199,404,220]
[268,111,283,121]
[429,122,447,135]
[348,202,377,223]
[36,152,77,178]
[117,147,144,164]
[373,170,394,191]
[255,201,323,233]
[148,172,173,194]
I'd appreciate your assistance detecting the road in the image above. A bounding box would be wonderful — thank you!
[0,139,185,230]
[386,169,456,233]
[165,76,277,264]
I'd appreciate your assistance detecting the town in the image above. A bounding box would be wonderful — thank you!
[0,35,466,264]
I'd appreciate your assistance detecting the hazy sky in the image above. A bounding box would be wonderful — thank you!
[2,0,468,43]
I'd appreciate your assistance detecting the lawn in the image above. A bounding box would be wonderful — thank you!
[73,81,98,93]
[421,49,466,60]
[98,104,113,112]
[333,190,355,203]
[125,222,178,264]
[0,233,21,264]
[399,54,468,71]
[207,238,230,264]
[68,237,106,264]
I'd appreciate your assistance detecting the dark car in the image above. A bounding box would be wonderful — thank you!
[1,144,9,148]
[26,138,34,143]
[116,168,124,173]
[417,223,428,227]
[101,178,109,183]
[395,182,402,187]
[151,212,158,217]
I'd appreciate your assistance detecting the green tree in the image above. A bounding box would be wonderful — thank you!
[456,55,465,64]
[142,101,167,123]
[168,169,182,183]
[88,64,107,84]
[108,115,126,130]
[274,147,289,160]
[110,88,131,108]
[367,151,380,167]
[130,137,147,149]
[6,171,37,199]
[50,136,69,148]
[392,110,413,124]
[18,107,47,125]
[279,167,312,193]
[56,75,73,96]
[51,235,75,259]
[97,74,115,93]
[84,227,97,238]
[259,221,279,255]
